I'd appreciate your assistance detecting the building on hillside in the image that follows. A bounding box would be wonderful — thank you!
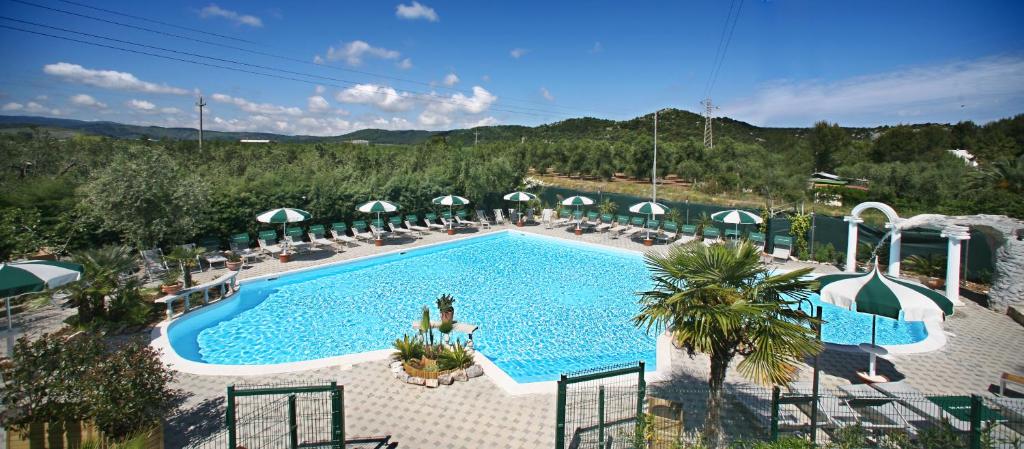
[347,140,370,145]
[948,149,979,167]
[809,172,869,207]
[240,139,272,144]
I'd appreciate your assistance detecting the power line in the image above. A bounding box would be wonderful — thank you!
[54,0,262,45]
[0,15,568,117]
[703,0,744,98]
[0,22,560,119]
[703,0,737,98]
[7,0,626,118]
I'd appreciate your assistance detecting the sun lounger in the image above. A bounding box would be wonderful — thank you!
[404,215,430,235]
[284,227,313,253]
[724,228,741,241]
[370,218,392,240]
[475,210,493,229]
[870,381,973,432]
[526,208,536,224]
[671,224,698,246]
[350,221,376,242]
[772,235,793,262]
[197,237,228,271]
[553,209,572,227]
[507,208,519,224]
[423,213,446,231]
[257,230,284,256]
[645,219,661,241]
[748,232,767,252]
[607,215,628,237]
[229,233,260,266]
[621,216,645,239]
[584,211,600,230]
[330,223,360,246]
[702,227,721,246]
[661,221,679,242]
[1001,372,1024,396]
[308,224,341,251]
[455,209,479,227]
[439,211,461,231]
[726,384,806,431]
[387,216,416,238]
[788,382,907,431]
[140,248,168,281]
[595,213,614,232]
[493,209,507,225]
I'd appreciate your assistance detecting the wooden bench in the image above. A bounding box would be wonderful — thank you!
[1001,372,1024,396]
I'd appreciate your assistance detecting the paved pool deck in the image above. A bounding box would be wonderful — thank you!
[4,222,1022,448]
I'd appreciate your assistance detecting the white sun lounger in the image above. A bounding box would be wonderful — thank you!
[307,230,341,252]
[387,220,415,238]
[493,209,507,225]
[404,216,430,235]
[329,224,360,247]
[870,381,972,432]
[423,214,446,231]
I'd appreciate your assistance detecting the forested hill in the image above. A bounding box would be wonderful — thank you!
[0,109,987,147]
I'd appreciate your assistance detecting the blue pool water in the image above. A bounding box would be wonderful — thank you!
[168,231,927,383]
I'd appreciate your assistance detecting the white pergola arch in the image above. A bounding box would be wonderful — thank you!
[845,202,904,276]
[844,202,969,304]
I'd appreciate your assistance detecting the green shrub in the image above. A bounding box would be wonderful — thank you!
[437,340,474,370]
[392,334,424,362]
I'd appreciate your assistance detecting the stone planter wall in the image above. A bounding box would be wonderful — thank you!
[390,360,483,387]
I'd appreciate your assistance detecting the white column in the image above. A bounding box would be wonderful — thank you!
[886,223,902,277]
[941,225,971,305]
[844,216,862,272]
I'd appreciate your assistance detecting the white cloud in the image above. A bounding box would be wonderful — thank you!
[44,62,189,95]
[443,72,460,87]
[210,93,303,116]
[464,116,499,128]
[540,87,554,102]
[198,4,263,27]
[313,55,325,64]
[126,99,156,111]
[70,94,106,108]
[396,1,439,22]
[24,101,60,115]
[418,86,497,127]
[314,85,325,95]
[397,58,413,70]
[161,107,182,114]
[2,102,24,111]
[325,40,400,66]
[510,48,528,59]
[210,113,356,136]
[307,95,330,113]
[335,83,414,112]
[481,74,491,82]
[369,116,413,130]
[722,56,1024,127]
[590,41,603,54]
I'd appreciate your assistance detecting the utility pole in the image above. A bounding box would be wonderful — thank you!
[653,110,658,202]
[474,131,479,146]
[701,98,717,149]
[196,95,206,150]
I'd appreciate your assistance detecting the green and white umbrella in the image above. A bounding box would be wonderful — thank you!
[433,195,470,229]
[503,191,536,202]
[815,263,954,377]
[356,200,400,232]
[0,260,84,354]
[630,201,670,240]
[711,209,762,233]
[561,195,595,207]
[257,208,311,245]
[503,191,537,223]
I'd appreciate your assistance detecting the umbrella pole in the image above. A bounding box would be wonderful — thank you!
[869,315,878,376]
[6,297,12,357]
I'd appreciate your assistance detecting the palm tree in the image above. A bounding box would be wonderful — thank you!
[68,245,139,324]
[971,154,1024,194]
[634,241,822,447]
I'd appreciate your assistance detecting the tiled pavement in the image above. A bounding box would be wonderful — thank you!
[6,222,1023,448]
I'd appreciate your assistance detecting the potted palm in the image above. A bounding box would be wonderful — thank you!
[436,294,455,322]
[225,252,243,271]
[160,268,183,295]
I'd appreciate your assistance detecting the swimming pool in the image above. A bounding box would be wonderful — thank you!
[166,231,928,383]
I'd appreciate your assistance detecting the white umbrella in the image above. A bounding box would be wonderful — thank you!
[711,209,763,235]
[256,208,312,247]
[433,195,470,230]
[503,191,537,223]
[562,196,595,232]
[1,260,84,355]
[356,200,400,233]
[629,201,671,241]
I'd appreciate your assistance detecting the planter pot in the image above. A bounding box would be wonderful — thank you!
[226,261,243,271]
[574,228,583,236]
[923,277,945,289]
[441,311,454,322]
[161,283,183,295]
[279,253,291,263]
[447,229,456,235]
[375,239,384,247]
[643,238,654,247]
[516,220,525,227]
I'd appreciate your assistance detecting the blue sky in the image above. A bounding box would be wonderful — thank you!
[0,0,1022,135]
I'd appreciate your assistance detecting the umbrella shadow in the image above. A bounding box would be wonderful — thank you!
[165,395,227,448]
[811,348,905,384]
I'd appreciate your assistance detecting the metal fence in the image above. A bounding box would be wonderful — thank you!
[186,381,344,449]
[556,362,646,449]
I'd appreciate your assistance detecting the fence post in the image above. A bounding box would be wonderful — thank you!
[598,386,606,448]
[555,374,567,449]
[636,361,647,423]
[331,382,344,449]
[226,385,236,449]
[770,386,780,441]
[970,394,982,449]
[288,394,298,449]
[810,306,823,446]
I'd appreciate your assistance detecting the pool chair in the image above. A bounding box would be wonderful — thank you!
[404,215,431,235]
[370,218,392,240]
[595,213,615,233]
[724,228,741,242]
[422,213,446,231]
[584,211,600,230]
[789,382,910,432]
[607,215,627,237]
[621,216,645,239]
[350,220,376,242]
[257,230,284,256]
[671,224,698,246]
[526,208,536,224]
[772,235,793,262]
[660,221,679,242]
[553,209,572,227]
[644,218,661,241]
[387,216,416,238]
[726,383,807,432]
[197,237,228,271]
[439,211,462,231]
[229,233,260,266]
[869,381,977,432]
[329,223,360,247]
[507,208,518,224]
[475,209,494,229]
[139,248,168,281]
[702,227,721,246]
[455,209,479,227]
[284,227,313,253]
[492,209,507,225]
[308,224,342,252]
[748,232,768,260]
